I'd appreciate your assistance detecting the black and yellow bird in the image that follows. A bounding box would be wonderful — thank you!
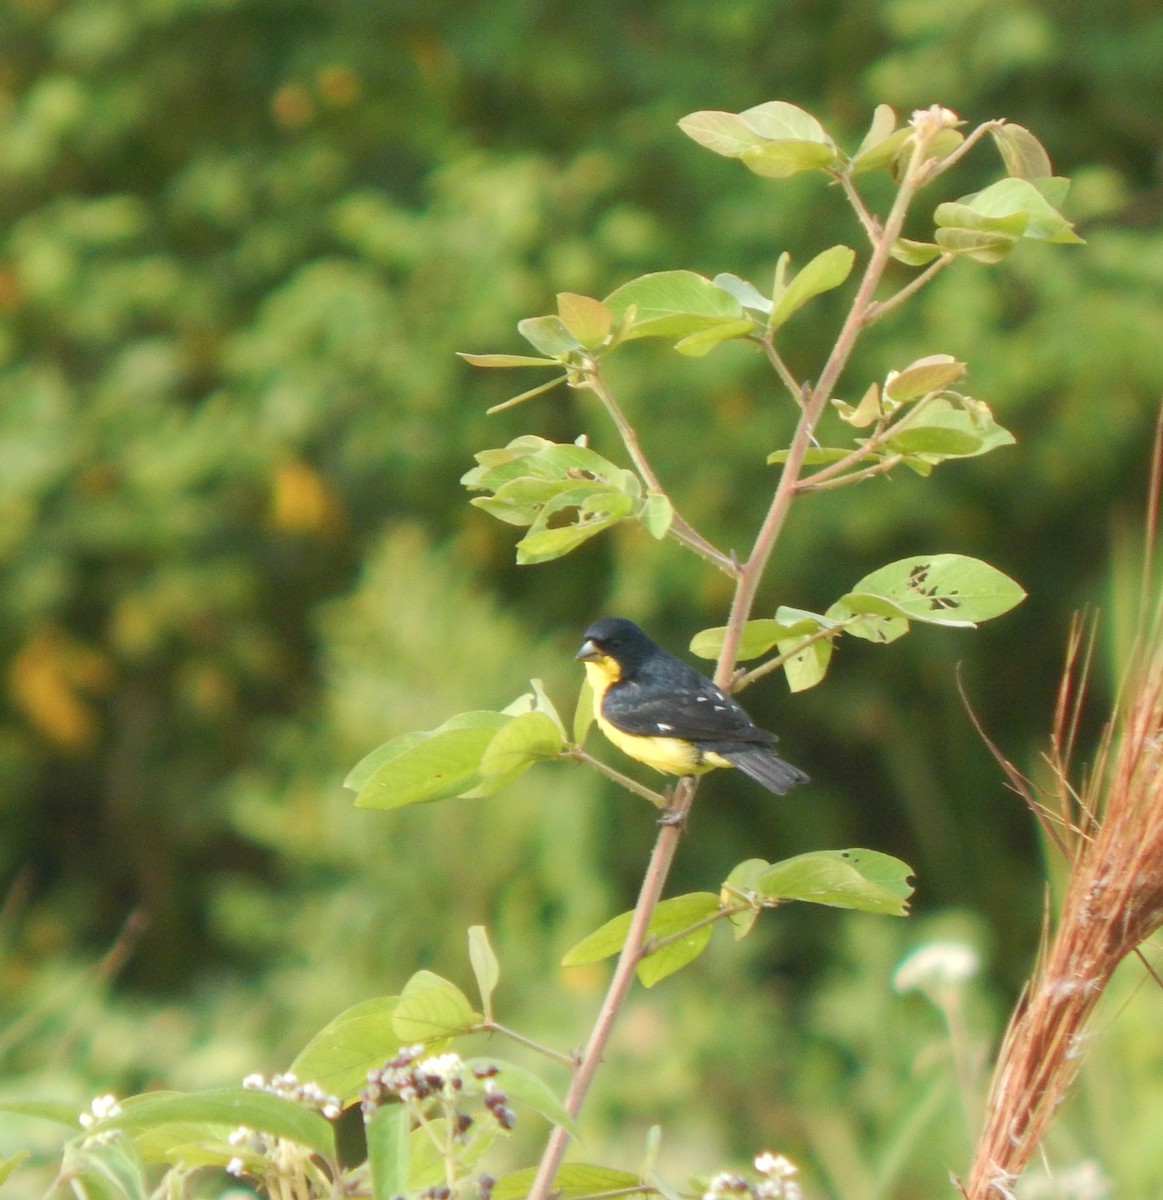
[576,616,808,795]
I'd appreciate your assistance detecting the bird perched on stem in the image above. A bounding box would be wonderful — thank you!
[576,616,808,796]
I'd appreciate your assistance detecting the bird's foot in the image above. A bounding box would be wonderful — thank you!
[657,785,687,829]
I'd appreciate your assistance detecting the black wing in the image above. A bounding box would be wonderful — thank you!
[601,669,775,747]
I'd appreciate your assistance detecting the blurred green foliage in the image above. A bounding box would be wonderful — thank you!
[2,0,1163,1195]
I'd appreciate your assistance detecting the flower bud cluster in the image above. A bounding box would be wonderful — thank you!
[77,1094,123,1146]
[361,1047,515,1132]
[78,1094,122,1129]
[242,1071,342,1119]
[703,1153,802,1200]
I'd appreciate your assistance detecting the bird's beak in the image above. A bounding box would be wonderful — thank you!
[575,638,601,662]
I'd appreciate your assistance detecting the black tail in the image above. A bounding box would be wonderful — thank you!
[721,747,809,795]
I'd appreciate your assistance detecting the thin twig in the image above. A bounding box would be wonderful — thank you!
[642,902,752,954]
[760,337,805,402]
[866,253,955,326]
[475,1020,578,1069]
[567,747,669,808]
[584,364,739,577]
[735,622,853,692]
[836,172,881,245]
[927,119,1007,180]
[715,122,936,680]
[525,780,696,1200]
[797,454,905,492]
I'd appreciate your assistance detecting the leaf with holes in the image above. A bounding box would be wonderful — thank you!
[758,849,914,915]
[841,554,1026,628]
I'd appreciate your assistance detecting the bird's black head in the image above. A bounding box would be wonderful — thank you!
[575,616,657,675]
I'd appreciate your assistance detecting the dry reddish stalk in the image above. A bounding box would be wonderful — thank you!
[962,608,1163,1198]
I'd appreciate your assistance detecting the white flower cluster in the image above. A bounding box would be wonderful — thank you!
[703,1153,802,1200]
[909,105,962,133]
[221,1072,341,1179]
[78,1093,122,1128]
[893,940,981,997]
[242,1070,341,1119]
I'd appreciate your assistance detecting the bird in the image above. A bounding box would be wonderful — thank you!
[575,616,808,795]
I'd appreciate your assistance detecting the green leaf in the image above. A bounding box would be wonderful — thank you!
[740,140,838,177]
[89,1091,336,1159]
[470,477,578,527]
[735,101,839,178]
[679,102,836,177]
[758,849,914,915]
[841,554,1026,628]
[457,353,560,369]
[366,1106,409,1200]
[0,1099,84,1128]
[350,712,512,810]
[778,632,833,692]
[673,317,757,356]
[850,108,913,175]
[826,599,909,646]
[883,356,967,404]
[888,426,983,456]
[738,101,832,144]
[721,858,771,939]
[638,491,674,539]
[942,178,1083,245]
[517,315,582,358]
[515,486,635,564]
[531,678,567,736]
[934,201,1030,239]
[405,1118,453,1189]
[890,238,944,266]
[689,616,828,663]
[767,445,854,465]
[768,245,855,332]
[392,971,478,1043]
[0,1151,31,1189]
[557,293,613,349]
[464,1059,579,1137]
[493,1164,648,1200]
[562,893,721,987]
[467,926,500,1017]
[712,272,773,313]
[887,397,1015,463]
[604,271,743,341]
[677,110,771,158]
[932,226,1019,264]
[290,996,400,1102]
[990,123,1053,181]
[573,676,595,746]
[62,1136,148,1200]
[479,710,564,777]
[853,103,896,154]
[832,381,882,428]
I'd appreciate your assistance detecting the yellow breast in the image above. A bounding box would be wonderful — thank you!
[584,659,724,778]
